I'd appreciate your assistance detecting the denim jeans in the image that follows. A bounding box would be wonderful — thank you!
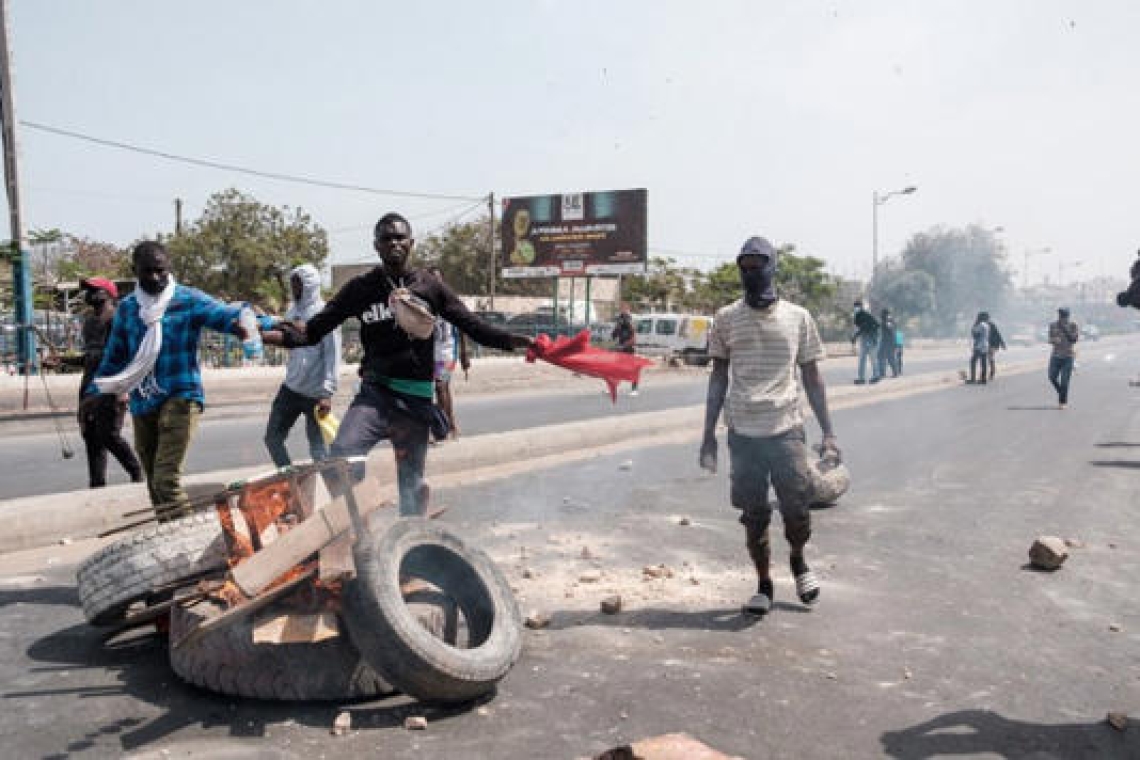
[132,397,202,509]
[1048,356,1074,404]
[329,382,430,516]
[263,385,328,468]
[857,336,880,382]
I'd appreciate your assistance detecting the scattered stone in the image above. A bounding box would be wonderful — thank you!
[522,568,536,579]
[619,460,634,471]
[600,595,622,614]
[404,716,428,731]
[476,707,491,717]
[58,537,73,546]
[331,711,351,736]
[525,611,551,629]
[678,517,691,526]
[903,667,913,680]
[1108,623,1122,633]
[689,577,700,586]
[1064,538,1084,549]
[1109,542,1117,549]
[619,711,629,720]
[642,564,674,579]
[825,672,837,680]
[579,569,603,583]
[581,546,594,560]
[1028,536,1069,571]
[1106,712,1128,731]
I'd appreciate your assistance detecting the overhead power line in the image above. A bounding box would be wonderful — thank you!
[21,120,486,203]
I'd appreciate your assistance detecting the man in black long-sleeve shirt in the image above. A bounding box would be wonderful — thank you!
[263,212,532,515]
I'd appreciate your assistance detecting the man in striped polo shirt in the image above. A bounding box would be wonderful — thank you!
[699,236,839,615]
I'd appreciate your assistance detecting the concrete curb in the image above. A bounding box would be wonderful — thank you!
[0,358,1042,555]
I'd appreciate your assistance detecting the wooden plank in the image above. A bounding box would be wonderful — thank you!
[170,569,315,652]
[251,611,340,644]
[229,476,386,598]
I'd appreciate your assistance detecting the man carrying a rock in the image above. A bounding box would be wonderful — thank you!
[699,236,840,615]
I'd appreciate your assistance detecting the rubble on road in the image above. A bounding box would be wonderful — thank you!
[1028,536,1068,570]
[525,611,551,629]
[404,716,428,731]
[331,711,351,736]
[600,595,622,614]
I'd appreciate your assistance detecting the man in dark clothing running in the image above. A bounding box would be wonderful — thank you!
[610,302,639,395]
[984,313,1007,382]
[74,277,143,488]
[263,213,533,515]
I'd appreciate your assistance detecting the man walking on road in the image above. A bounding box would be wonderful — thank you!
[74,277,143,488]
[851,300,880,384]
[699,236,839,615]
[611,302,639,396]
[1048,307,1079,409]
[877,307,899,379]
[83,241,256,510]
[263,213,533,516]
[967,312,991,384]
[263,264,341,468]
[984,313,1007,382]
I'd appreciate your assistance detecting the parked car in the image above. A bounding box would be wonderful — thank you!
[475,310,510,326]
[633,313,714,366]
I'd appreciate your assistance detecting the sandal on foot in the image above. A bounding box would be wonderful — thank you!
[795,569,820,605]
[742,580,774,616]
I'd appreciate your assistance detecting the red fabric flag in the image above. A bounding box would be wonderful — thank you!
[526,330,655,402]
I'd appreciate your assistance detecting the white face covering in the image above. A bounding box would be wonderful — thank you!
[95,276,177,395]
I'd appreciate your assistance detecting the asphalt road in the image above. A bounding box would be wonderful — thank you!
[0,343,1059,500]
[1,339,1137,758]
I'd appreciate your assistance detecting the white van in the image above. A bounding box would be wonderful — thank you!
[633,313,714,366]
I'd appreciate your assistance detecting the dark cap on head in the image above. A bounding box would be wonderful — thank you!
[1058,307,1071,317]
[737,236,776,262]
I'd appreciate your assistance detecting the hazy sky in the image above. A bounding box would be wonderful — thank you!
[6,0,1137,284]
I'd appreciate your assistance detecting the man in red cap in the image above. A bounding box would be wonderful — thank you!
[77,277,142,488]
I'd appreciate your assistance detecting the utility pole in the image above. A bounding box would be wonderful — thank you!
[0,0,34,375]
[174,197,183,235]
[487,192,496,310]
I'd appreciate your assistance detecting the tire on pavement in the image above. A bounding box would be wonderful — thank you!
[343,519,522,705]
[169,595,395,701]
[76,510,229,626]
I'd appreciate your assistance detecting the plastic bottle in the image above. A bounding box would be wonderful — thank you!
[238,304,263,360]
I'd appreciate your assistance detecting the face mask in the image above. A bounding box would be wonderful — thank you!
[740,257,778,308]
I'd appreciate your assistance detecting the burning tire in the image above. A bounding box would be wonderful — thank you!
[169,595,395,701]
[76,510,228,625]
[343,519,522,705]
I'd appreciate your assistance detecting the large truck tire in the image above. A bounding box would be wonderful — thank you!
[343,519,523,705]
[76,510,228,626]
[169,596,395,702]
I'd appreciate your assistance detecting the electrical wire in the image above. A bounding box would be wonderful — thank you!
[21,120,486,203]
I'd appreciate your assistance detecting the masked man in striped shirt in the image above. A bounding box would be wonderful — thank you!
[699,236,839,616]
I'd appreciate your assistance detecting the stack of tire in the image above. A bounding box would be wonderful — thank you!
[76,514,523,704]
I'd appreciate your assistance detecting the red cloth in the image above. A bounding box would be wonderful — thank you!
[526,330,654,402]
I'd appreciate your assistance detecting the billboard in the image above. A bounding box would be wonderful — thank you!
[501,188,647,278]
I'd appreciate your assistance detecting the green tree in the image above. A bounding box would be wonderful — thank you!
[689,245,836,315]
[879,225,1012,336]
[164,188,329,312]
[621,256,693,310]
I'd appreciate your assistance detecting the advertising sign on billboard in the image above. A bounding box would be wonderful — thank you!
[501,188,647,278]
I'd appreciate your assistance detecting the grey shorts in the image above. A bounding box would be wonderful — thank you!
[727,426,814,528]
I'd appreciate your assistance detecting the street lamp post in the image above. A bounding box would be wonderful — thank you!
[1022,247,1051,289]
[872,186,917,275]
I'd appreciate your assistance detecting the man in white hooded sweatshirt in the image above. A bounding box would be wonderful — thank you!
[263,264,342,467]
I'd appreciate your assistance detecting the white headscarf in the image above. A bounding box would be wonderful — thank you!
[285,264,324,321]
[95,276,177,395]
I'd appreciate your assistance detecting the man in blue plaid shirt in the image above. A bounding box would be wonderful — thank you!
[82,241,254,511]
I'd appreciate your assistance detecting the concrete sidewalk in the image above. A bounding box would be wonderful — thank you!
[0,356,1041,555]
